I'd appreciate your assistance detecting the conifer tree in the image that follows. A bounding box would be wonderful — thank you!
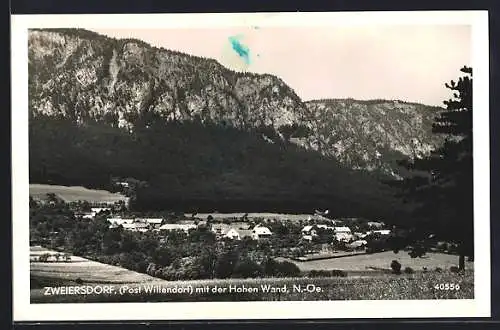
[389,66,473,270]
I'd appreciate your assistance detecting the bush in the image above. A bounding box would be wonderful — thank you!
[409,244,426,258]
[275,261,301,277]
[263,259,301,277]
[308,270,330,278]
[330,269,348,277]
[404,267,414,274]
[450,266,460,273]
[308,269,347,278]
[232,259,264,278]
[75,277,83,284]
[390,260,402,274]
[435,267,443,273]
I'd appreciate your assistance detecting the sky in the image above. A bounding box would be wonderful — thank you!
[91,25,471,106]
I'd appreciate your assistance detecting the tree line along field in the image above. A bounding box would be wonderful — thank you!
[30,245,473,303]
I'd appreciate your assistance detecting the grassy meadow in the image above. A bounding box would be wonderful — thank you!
[29,184,129,204]
[30,247,473,303]
[276,251,473,272]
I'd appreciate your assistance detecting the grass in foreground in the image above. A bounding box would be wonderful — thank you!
[31,270,473,303]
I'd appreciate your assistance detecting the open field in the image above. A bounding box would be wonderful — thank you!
[276,251,473,272]
[29,184,129,204]
[192,213,317,221]
[30,247,473,303]
[30,247,161,286]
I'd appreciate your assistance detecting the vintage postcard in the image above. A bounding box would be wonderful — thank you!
[11,11,490,321]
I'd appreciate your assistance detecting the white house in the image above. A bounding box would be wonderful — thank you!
[107,218,135,227]
[91,207,111,214]
[334,226,353,242]
[301,224,334,241]
[349,239,368,248]
[137,218,163,229]
[373,229,391,236]
[158,223,196,233]
[367,221,385,229]
[80,212,95,219]
[251,225,272,240]
[210,223,231,236]
[221,228,241,240]
[132,222,149,232]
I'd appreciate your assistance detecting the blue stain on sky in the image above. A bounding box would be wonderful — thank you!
[228,35,251,65]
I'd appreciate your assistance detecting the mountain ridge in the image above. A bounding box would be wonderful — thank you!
[27,28,448,218]
[28,28,444,177]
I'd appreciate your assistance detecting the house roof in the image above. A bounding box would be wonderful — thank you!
[373,229,391,235]
[301,225,313,232]
[211,223,231,233]
[349,240,368,247]
[107,218,135,225]
[224,228,240,236]
[253,226,272,235]
[159,223,196,231]
[139,218,163,224]
[91,207,111,212]
[334,227,352,233]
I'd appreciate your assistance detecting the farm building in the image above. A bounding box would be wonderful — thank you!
[107,218,135,226]
[120,222,148,232]
[333,226,354,242]
[75,212,95,219]
[367,221,385,229]
[373,229,391,235]
[210,223,253,240]
[137,218,163,229]
[301,224,334,241]
[224,228,241,240]
[91,207,111,214]
[221,228,253,240]
[211,223,231,236]
[251,225,273,240]
[158,223,197,233]
[349,240,368,249]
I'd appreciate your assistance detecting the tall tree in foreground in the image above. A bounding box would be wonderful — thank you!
[389,66,473,270]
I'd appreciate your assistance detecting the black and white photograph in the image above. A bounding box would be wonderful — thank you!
[11,11,490,321]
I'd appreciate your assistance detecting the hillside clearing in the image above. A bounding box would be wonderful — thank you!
[29,184,129,204]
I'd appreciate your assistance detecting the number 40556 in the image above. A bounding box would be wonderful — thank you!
[434,283,460,290]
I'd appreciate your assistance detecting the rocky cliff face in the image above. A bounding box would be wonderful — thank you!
[28,28,306,132]
[28,28,444,178]
[303,99,444,177]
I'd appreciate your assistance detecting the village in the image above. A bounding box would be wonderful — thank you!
[74,202,394,255]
